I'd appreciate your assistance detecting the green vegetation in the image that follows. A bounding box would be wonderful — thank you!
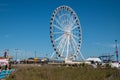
[6,64,120,80]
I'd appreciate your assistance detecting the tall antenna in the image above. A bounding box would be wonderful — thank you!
[35,51,36,58]
[115,40,118,62]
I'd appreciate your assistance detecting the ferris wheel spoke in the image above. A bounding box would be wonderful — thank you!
[66,36,70,60]
[71,38,76,53]
[57,36,66,56]
[71,33,79,40]
[53,24,64,31]
[61,37,67,56]
[54,18,63,28]
[65,14,70,25]
[69,15,76,26]
[71,41,77,54]
[67,14,71,25]
[55,34,64,42]
[69,15,74,25]
[71,36,77,48]
[71,20,76,28]
[66,14,70,25]
[58,37,65,51]
[71,25,78,31]
[72,31,79,34]
[64,19,67,25]
[69,42,74,57]
[54,32,64,34]
[56,35,66,49]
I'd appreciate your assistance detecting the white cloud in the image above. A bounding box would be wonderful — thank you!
[93,42,120,48]
[106,44,120,48]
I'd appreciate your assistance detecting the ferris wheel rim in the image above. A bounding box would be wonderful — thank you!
[50,5,82,60]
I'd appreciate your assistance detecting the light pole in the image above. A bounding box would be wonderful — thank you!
[15,49,18,61]
[115,40,118,62]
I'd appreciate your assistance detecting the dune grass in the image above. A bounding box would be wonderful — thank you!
[6,64,120,80]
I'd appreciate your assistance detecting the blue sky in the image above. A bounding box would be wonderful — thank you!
[0,0,120,60]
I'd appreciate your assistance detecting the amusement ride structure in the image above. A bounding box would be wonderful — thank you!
[50,5,84,62]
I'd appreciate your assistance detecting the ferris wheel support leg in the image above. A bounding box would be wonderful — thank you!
[66,36,70,61]
[79,51,85,61]
[50,51,55,59]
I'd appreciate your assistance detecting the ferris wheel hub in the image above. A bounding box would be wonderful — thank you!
[65,30,71,35]
[64,26,71,35]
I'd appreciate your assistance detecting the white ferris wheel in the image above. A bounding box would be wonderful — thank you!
[50,5,84,61]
